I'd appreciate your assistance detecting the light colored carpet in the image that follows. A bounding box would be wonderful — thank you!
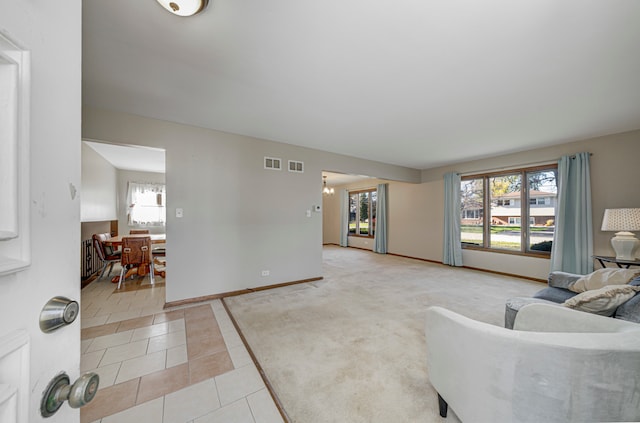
[224,246,544,422]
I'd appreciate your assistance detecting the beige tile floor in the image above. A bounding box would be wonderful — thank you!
[80,273,284,423]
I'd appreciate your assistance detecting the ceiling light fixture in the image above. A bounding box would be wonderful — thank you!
[155,0,209,17]
[323,176,335,196]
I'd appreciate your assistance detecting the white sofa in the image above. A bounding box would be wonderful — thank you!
[425,303,640,422]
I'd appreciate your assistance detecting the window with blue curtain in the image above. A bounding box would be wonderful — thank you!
[443,172,463,266]
[373,184,388,254]
[550,152,593,274]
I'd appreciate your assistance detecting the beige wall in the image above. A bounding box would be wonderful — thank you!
[83,105,640,290]
[323,131,640,280]
[81,142,117,222]
[322,178,440,255]
[322,190,341,244]
[420,131,640,278]
[81,221,111,243]
[82,107,420,302]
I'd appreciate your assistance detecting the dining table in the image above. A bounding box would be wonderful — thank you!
[105,233,166,282]
[105,233,166,247]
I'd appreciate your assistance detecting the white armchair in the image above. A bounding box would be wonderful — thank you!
[425,303,640,422]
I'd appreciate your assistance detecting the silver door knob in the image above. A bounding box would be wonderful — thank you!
[41,372,99,417]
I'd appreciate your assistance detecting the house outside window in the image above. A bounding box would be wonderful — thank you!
[508,217,536,225]
[530,197,550,205]
[462,209,481,219]
[460,165,557,255]
[127,181,166,226]
[348,189,377,238]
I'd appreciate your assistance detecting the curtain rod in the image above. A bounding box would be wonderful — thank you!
[458,152,592,177]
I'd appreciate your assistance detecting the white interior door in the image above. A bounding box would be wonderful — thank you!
[0,331,29,422]
[0,1,83,422]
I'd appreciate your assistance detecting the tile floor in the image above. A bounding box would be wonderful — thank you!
[80,273,284,423]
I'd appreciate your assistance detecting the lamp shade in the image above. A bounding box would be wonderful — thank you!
[155,0,209,17]
[601,208,640,260]
[601,208,640,232]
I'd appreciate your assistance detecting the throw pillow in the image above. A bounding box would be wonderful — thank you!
[569,268,640,293]
[563,284,640,316]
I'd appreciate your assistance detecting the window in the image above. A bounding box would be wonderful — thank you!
[490,173,522,250]
[508,217,536,225]
[127,182,166,226]
[460,165,557,255]
[460,178,484,246]
[462,209,481,219]
[530,197,549,205]
[348,189,377,237]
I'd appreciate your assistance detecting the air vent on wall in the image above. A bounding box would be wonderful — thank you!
[264,157,282,170]
[288,160,304,173]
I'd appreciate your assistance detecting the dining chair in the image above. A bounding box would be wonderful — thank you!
[129,229,150,234]
[117,236,154,289]
[92,233,121,280]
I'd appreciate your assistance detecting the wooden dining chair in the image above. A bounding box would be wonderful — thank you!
[117,236,154,289]
[92,233,121,280]
[129,229,150,234]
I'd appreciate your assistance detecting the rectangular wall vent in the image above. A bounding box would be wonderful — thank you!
[288,160,304,173]
[264,157,282,170]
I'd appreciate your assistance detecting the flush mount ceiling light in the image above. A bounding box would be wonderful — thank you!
[155,0,209,17]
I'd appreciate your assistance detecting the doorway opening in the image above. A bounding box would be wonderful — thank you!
[80,140,166,293]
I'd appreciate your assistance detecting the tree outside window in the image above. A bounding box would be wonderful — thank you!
[348,189,377,238]
[461,178,484,246]
[490,173,522,250]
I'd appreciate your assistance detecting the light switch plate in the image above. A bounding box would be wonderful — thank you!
[176,208,183,218]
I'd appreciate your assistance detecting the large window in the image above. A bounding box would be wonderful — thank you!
[348,189,377,238]
[127,182,166,226]
[460,166,557,256]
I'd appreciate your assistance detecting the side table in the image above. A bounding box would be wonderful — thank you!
[593,255,640,269]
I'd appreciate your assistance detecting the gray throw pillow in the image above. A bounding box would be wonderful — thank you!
[614,289,640,323]
[548,271,582,289]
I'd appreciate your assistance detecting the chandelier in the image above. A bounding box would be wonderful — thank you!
[322,176,335,195]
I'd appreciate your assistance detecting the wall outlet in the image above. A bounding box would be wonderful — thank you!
[261,270,270,276]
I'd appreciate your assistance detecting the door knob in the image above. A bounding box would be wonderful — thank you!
[41,372,99,417]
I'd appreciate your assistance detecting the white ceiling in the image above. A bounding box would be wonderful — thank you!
[82,0,640,170]
[84,139,364,185]
[84,141,166,173]
[322,171,374,186]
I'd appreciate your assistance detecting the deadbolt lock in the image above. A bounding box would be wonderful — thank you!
[39,296,79,333]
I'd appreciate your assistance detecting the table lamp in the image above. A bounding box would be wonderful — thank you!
[601,208,640,261]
